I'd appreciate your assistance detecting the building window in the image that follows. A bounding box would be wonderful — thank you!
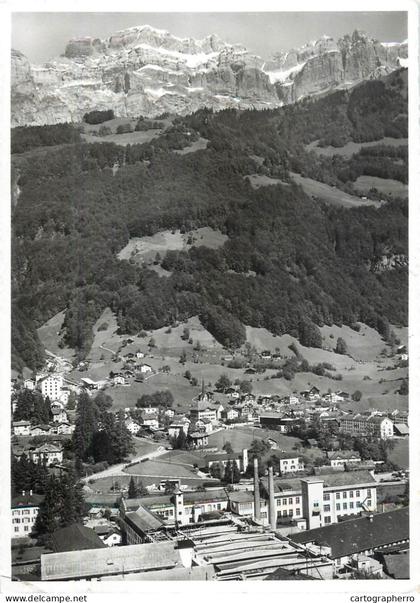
[282,499,287,506]
[24,526,29,532]
[343,503,347,510]
[336,492,340,499]
[296,508,301,515]
[336,503,341,511]
[288,509,293,516]
[356,490,360,497]
[14,527,19,533]
[366,499,372,507]
[343,491,347,499]
[295,497,300,504]
[324,516,331,524]
[357,502,362,508]
[349,491,354,498]
[282,510,287,517]
[323,493,330,501]
[324,505,330,512]
[277,499,281,506]
[367,489,371,497]
[350,502,354,509]
[289,498,293,505]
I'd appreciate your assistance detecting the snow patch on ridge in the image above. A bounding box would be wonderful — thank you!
[264,62,306,84]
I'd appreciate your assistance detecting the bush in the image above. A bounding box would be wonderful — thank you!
[83,109,115,125]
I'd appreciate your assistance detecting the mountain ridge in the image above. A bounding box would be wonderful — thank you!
[11,26,407,126]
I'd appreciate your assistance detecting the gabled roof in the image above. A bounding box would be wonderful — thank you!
[12,493,44,508]
[291,507,409,559]
[50,523,106,553]
[327,450,361,461]
[125,506,164,533]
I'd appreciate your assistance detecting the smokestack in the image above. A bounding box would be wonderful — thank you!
[268,465,276,531]
[253,457,261,521]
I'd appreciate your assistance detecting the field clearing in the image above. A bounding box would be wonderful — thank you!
[245,327,296,356]
[173,137,208,154]
[103,374,197,408]
[87,308,120,362]
[145,316,222,353]
[353,175,408,199]
[305,137,407,157]
[388,439,409,469]
[124,459,199,479]
[290,172,381,208]
[207,426,302,453]
[320,323,385,362]
[37,311,75,359]
[244,174,289,189]
[81,128,163,146]
[117,227,228,264]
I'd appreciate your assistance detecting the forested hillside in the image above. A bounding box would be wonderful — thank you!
[11,70,408,371]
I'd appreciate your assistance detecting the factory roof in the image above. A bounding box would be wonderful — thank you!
[41,541,181,581]
[291,507,409,559]
[228,491,254,504]
[125,506,164,533]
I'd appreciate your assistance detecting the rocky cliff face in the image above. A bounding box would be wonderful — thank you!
[11,26,408,126]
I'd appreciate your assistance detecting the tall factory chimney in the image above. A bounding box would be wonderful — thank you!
[253,457,261,521]
[268,465,276,530]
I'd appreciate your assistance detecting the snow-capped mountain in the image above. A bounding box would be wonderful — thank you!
[11,26,408,126]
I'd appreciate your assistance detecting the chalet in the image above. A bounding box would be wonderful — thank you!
[143,406,159,415]
[52,422,75,436]
[29,443,63,466]
[136,351,145,359]
[199,449,248,472]
[138,364,153,374]
[168,421,189,439]
[327,450,361,468]
[261,350,272,359]
[30,424,52,437]
[259,413,300,432]
[23,379,35,391]
[142,416,159,430]
[113,374,125,386]
[13,420,30,436]
[274,452,305,475]
[221,407,240,421]
[125,420,142,435]
[93,525,122,547]
[51,407,68,424]
[80,377,100,390]
[188,431,209,449]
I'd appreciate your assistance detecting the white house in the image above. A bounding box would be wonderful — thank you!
[136,351,145,359]
[12,491,44,538]
[138,364,153,374]
[277,453,305,475]
[13,420,31,436]
[125,419,142,435]
[328,451,361,468]
[30,425,52,437]
[39,374,63,401]
[94,525,122,547]
[113,374,126,386]
[23,379,35,391]
[29,443,63,466]
[142,416,159,430]
[51,407,68,424]
[143,406,158,415]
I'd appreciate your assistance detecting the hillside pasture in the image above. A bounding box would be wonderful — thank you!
[289,172,381,208]
[244,174,289,189]
[353,175,408,199]
[173,137,209,154]
[37,310,75,359]
[320,323,386,362]
[81,128,164,146]
[305,137,408,157]
[117,227,228,265]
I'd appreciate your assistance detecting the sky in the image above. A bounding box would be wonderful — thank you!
[12,12,408,64]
